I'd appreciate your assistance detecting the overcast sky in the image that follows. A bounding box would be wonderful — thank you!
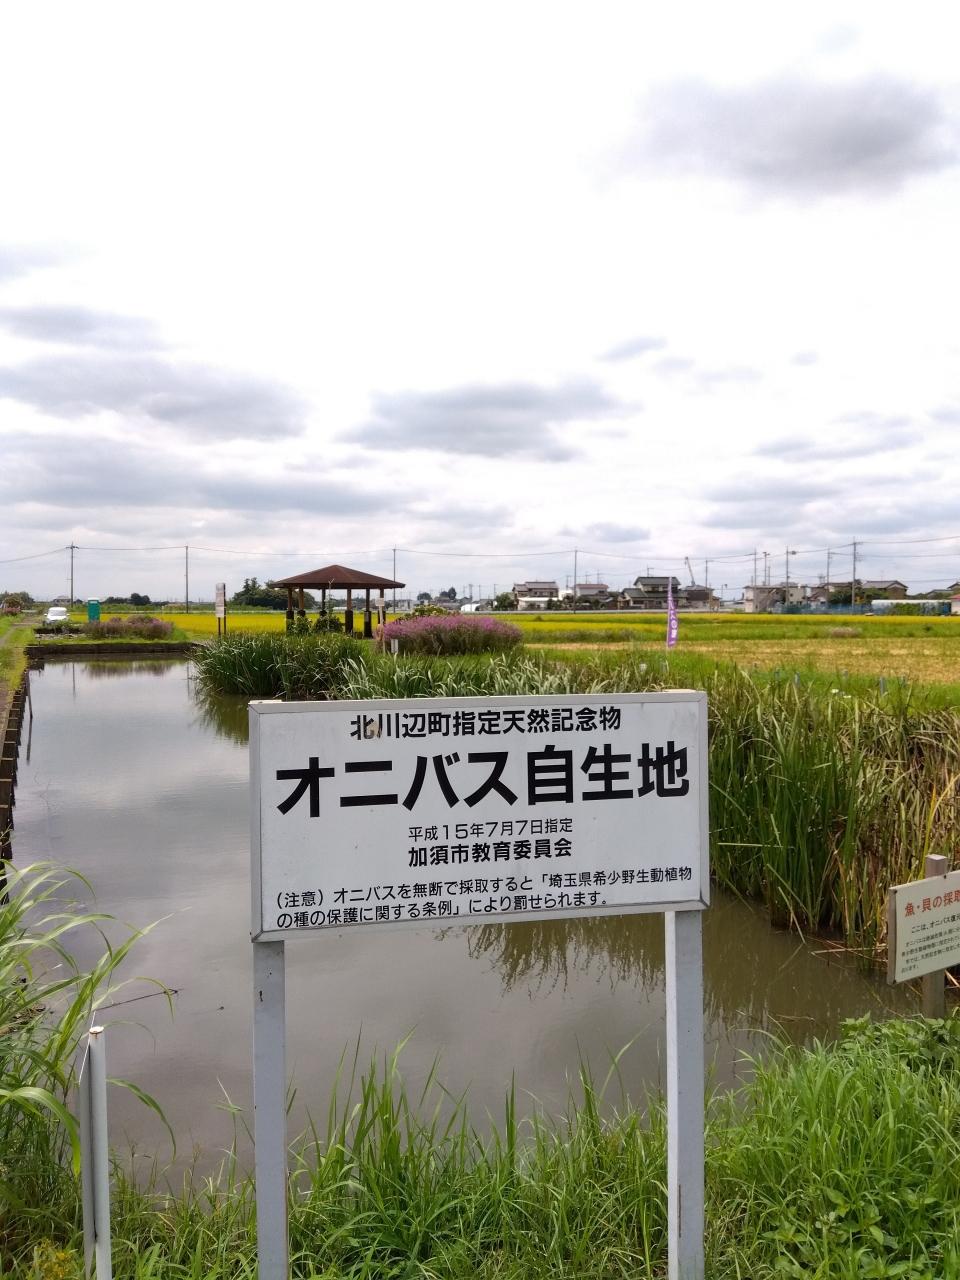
[2,3,959,602]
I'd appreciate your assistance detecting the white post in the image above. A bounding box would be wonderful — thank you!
[79,1042,94,1280]
[80,1026,112,1280]
[253,940,288,1280]
[665,911,705,1280]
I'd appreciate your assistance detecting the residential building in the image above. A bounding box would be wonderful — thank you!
[808,579,908,604]
[625,576,683,610]
[512,580,558,599]
[744,582,805,612]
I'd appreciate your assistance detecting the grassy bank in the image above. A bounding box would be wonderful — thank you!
[5,867,960,1280]
[195,639,960,957]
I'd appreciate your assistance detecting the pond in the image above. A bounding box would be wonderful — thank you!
[11,657,912,1174]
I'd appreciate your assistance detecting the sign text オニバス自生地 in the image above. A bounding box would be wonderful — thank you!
[250,692,708,940]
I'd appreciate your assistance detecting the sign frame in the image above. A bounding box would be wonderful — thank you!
[249,691,709,943]
[250,691,708,1280]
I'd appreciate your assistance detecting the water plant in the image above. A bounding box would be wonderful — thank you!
[194,632,368,699]
[82,616,174,641]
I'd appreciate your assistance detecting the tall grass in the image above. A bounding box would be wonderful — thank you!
[7,1012,960,1277]
[195,641,960,955]
[194,632,367,699]
[0,863,155,1263]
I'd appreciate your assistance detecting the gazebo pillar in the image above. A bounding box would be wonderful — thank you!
[344,588,354,635]
[363,588,373,638]
[297,587,306,618]
[285,586,294,632]
[320,587,327,617]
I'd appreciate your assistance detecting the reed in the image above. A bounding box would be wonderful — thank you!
[195,641,960,955]
[0,863,157,1262]
[193,632,368,699]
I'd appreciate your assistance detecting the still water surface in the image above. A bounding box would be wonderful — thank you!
[13,658,911,1170]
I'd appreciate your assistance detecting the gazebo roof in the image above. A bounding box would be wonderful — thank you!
[267,564,405,590]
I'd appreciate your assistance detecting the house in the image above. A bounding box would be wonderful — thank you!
[625,576,684,610]
[952,596,960,616]
[572,581,609,600]
[861,580,908,599]
[512,580,558,600]
[809,579,908,604]
[744,582,805,612]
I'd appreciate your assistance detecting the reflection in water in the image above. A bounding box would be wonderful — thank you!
[80,659,183,679]
[192,686,250,745]
[469,895,906,1046]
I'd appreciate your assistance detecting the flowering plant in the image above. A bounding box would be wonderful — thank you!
[379,613,522,655]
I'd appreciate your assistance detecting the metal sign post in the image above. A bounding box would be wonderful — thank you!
[250,691,708,1280]
[78,1026,112,1280]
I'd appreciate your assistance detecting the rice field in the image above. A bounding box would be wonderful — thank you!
[171,608,960,692]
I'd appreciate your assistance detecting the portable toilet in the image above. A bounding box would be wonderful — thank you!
[87,599,101,622]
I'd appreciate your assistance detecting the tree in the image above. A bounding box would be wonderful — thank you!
[230,576,315,610]
[494,592,516,611]
[416,592,432,604]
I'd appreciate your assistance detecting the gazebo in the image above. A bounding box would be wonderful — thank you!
[267,564,405,637]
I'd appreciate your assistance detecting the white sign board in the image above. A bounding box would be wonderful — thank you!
[887,868,960,984]
[250,691,708,940]
[249,689,709,1280]
[215,582,226,619]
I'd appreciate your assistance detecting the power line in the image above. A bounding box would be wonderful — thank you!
[0,545,68,564]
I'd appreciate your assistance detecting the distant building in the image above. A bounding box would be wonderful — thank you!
[512,580,558,600]
[744,582,805,612]
[624,576,683,610]
[809,579,908,604]
[572,581,610,601]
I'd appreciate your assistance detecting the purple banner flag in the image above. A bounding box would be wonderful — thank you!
[666,578,679,649]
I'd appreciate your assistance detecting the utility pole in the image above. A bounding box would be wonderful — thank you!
[825,547,832,606]
[752,548,757,589]
[573,549,579,612]
[392,548,397,610]
[762,551,770,586]
[704,559,709,588]
[68,542,77,604]
[851,540,858,608]
[185,545,190,613]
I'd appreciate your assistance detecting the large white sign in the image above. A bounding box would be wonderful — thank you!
[250,692,708,940]
[215,582,226,619]
[887,867,960,984]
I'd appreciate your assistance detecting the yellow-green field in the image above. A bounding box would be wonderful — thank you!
[60,608,960,688]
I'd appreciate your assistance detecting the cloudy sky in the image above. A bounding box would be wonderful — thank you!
[2,3,959,602]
